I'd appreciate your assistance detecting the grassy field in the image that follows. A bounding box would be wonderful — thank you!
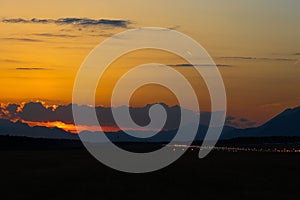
[1,148,300,200]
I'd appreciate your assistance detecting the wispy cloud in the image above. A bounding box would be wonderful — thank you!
[15,67,50,71]
[2,18,48,23]
[169,63,232,67]
[221,56,297,62]
[88,33,115,38]
[0,37,43,42]
[167,25,180,30]
[0,59,25,63]
[225,115,257,128]
[2,17,130,28]
[32,33,79,38]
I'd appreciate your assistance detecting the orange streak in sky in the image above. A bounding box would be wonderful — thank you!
[20,120,120,134]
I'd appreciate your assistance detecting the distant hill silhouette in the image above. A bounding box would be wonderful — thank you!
[0,119,78,140]
[0,106,300,142]
[223,106,300,139]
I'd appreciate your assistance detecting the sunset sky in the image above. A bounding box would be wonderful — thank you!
[0,0,300,130]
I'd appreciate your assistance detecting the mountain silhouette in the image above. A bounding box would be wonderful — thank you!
[0,119,78,140]
[223,106,300,139]
[0,106,300,141]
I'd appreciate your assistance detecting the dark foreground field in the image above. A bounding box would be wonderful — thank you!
[1,147,300,200]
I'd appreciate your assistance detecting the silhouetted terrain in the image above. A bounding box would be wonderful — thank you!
[0,119,78,139]
[0,124,300,199]
[1,147,300,200]
[0,106,300,199]
[1,106,300,141]
[223,106,300,139]
[2,134,300,151]
[0,135,82,150]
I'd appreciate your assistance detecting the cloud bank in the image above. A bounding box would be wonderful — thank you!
[0,101,253,133]
[2,17,130,28]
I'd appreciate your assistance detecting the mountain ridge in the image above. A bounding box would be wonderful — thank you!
[0,105,299,141]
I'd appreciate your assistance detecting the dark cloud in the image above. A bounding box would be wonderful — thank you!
[0,37,43,42]
[225,116,257,128]
[2,18,28,23]
[55,18,129,27]
[1,101,258,132]
[0,102,201,131]
[239,118,248,122]
[15,67,49,71]
[0,59,24,63]
[169,63,232,67]
[6,104,18,115]
[2,18,48,24]
[167,25,180,30]
[0,103,18,119]
[15,103,189,130]
[215,64,232,67]
[225,116,240,127]
[246,121,257,127]
[89,33,115,38]
[18,102,60,122]
[226,116,235,121]
[221,56,297,62]
[2,17,130,28]
[225,120,240,127]
[32,33,79,38]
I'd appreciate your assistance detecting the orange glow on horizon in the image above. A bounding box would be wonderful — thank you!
[0,1,300,127]
[20,120,120,134]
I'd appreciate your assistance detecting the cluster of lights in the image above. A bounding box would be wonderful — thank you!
[167,144,300,153]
